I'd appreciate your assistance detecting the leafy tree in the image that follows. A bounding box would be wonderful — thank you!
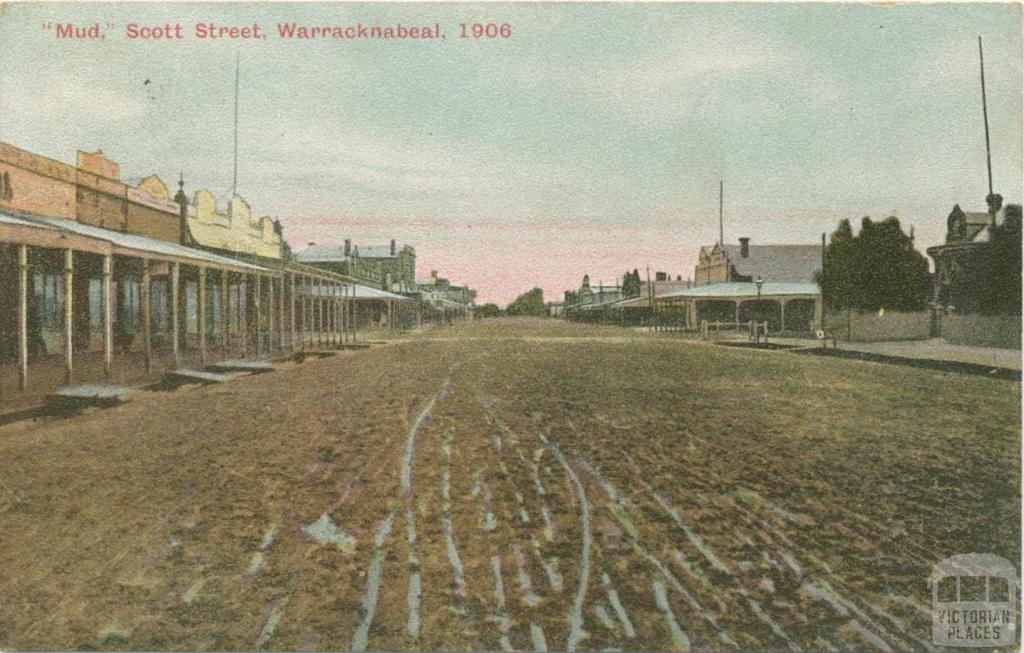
[978,209,1022,314]
[475,303,504,319]
[817,216,929,311]
[622,269,642,297]
[506,287,547,316]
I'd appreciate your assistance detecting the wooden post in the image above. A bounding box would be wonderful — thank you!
[289,273,297,351]
[101,254,113,378]
[299,276,307,348]
[254,273,262,356]
[325,283,332,346]
[221,271,229,356]
[317,281,325,347]
[267,274,276,352]
[63,248,74,384]
[171,261,180,368]
[141,260,152,372]
[278,275,285,351]
[350,284,357,342]
[239,278,248,358]
[329,284,337,345]
[17,244,28,390]
[337,288,346,345]
[342,283,349,343]
[198,266,207,365]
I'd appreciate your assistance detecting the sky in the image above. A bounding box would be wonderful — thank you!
[1,2,1021,305]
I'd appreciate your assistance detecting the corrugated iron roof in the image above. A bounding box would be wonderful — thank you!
[658,282,820,299]
[721,244,821,283]
[295,244,353,263]
[1,210,269,272]
[305,282,411,301]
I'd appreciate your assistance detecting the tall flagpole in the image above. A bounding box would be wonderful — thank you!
[978,37,994,200]
[233,51,240,197]
[718,180,724,246]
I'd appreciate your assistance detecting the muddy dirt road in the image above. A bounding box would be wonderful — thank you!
[0,319,1019,650]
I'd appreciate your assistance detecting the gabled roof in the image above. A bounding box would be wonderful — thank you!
[721,244,821,283]
[295,244,353,263]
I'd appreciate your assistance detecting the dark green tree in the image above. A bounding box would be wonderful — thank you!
[622,269,642,297]
[979,210,1022,314]
[817,216,929,311]
[475,303,504,319]
[506,287,547,316]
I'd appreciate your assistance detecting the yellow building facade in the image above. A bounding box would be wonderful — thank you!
[187,191,283,260]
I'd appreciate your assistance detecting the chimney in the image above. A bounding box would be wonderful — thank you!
[739,237,750,258]
[308,242,315,247]
[344,239,351,255]
[390,239,396,255]
[655,271,667,281]
[174,174,190,246]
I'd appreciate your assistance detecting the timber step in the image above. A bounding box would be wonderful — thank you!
[206,359,275,374]
[47,384,137,411]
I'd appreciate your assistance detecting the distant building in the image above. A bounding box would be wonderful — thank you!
[295,240,381,287]
[358,240,416,294]
[417,270,476,321]
[574,274,622,307]
[694,237,821,286]
[927,199,1022,314]
[546,301,564,317]
[418,270,476,307]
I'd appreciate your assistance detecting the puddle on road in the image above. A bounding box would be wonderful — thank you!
[302,514,356,553]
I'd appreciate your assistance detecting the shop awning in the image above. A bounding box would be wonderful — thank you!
[0,210,270,273]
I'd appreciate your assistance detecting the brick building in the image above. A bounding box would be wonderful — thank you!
[0,142,360,411]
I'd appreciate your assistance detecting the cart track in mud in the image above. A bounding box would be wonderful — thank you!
[0,319,1018,651]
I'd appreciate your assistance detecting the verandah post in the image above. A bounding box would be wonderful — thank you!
[102,254,113,378]
[221,270,229,356]
[142,259,152,372]
[198,266,207,365]
[171,261,181,369]
[17,244,28,390]
[63,248,74,384]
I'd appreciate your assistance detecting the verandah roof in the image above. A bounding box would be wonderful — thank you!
[0,210,270,273]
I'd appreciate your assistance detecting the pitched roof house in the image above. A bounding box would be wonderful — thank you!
[694,237,822,286]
